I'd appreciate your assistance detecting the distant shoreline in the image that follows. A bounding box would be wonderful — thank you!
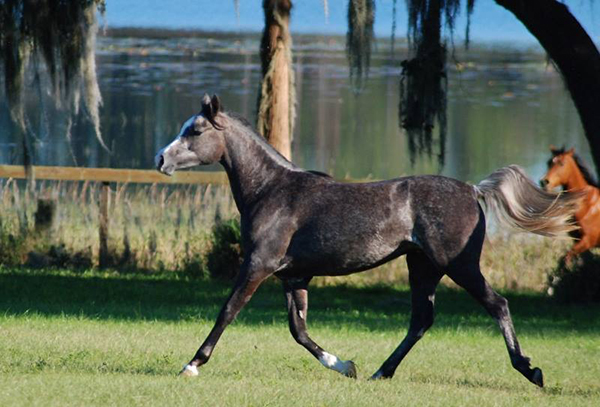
[100,26,545,55]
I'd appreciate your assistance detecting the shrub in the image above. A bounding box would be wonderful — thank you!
[0,228,28,266]
[547,251,600,303]
[205,218,243,280]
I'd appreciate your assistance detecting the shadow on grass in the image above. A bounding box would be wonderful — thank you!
[1,268,599,335]
[408,373,600,398]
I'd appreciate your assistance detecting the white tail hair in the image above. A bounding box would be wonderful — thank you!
[474,165,581,237]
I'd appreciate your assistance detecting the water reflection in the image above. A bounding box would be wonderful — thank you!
[0,30,590,183]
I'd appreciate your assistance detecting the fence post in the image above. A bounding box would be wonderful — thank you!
[99,181,110,267]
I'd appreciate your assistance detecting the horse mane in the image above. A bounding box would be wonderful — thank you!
[551,147,599,187]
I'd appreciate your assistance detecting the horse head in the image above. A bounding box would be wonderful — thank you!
[155,94,226,176]
[540,146,577,191]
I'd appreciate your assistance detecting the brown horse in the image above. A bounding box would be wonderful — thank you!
[541,146,600,262]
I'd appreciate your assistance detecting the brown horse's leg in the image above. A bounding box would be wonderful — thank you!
[447,262,544,387]
[566,235,594,264]
[371,251,442,380]
[180,266,271,377]
[283,278,357,378]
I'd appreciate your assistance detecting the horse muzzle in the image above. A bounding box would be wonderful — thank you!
[155,154,174,176]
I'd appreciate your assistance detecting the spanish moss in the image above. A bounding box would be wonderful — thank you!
[391,0,397,55]
[0,0,107,156]
[465,0,476,49]
[400,0,462,167]
[346,0,375,93]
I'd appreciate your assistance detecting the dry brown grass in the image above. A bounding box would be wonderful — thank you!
[0,179,237,272]
[0,178,570,291]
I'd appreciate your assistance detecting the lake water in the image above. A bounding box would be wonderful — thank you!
[0,29,592,184]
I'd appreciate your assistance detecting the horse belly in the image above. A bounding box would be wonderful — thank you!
[280,224,409,277]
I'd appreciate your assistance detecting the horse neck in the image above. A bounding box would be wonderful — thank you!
[564,160,589,191]
[219,121,296,210]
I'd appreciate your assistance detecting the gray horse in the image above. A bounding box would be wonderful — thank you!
[156,94,579,387]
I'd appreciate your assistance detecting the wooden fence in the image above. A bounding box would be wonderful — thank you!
[0,164,229,185]
[0,164,229,267]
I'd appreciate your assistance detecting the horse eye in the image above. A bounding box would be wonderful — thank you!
[190,129,202,136]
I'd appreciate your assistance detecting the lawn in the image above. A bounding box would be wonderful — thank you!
[0,267,599,406]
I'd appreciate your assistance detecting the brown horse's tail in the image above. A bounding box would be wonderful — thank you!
[474,165,582,237]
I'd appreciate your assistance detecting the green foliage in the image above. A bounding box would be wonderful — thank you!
[206,218,243,280]
[0,224,27,266]
[547,252,600,303]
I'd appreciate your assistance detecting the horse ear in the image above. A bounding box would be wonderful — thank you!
[549,144,557,153]
[566,147,575,156]
[201,93,211,109]
[201,93,213,117]
[211,94,221,114]
[200,93,223,130]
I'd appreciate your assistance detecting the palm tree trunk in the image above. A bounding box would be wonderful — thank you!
[257,0,295,160]
[496,0,600,176]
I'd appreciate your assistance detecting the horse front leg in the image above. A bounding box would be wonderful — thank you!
[180,262,271,377]
[283,278,357,378]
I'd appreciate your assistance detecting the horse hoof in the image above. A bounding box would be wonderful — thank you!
[179,364,199,377]
[343,360,357,379]
[530,367,544,387]
[369,370,391,380]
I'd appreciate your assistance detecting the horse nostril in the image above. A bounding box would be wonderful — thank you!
[157,155,165,171]
[540,179,548,188]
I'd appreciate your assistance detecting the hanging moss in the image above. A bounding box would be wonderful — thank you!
[399,0,466,167]
[465,0,476,48]
[346,0,375,93]
[0,0,107,150]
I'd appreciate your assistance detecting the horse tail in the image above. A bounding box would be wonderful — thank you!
[473,165,581,237]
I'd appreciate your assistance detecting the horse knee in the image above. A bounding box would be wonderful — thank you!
[411,313,434,340]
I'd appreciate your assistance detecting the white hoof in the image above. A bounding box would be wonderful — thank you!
[179,364,199,377]
[319,352,357,378]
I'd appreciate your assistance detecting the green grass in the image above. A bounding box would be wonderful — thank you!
[1,267,599,406]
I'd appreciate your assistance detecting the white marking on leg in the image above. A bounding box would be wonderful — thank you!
[319,352,353,375]
[181,364,199,377]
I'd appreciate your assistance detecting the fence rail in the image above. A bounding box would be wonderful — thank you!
[0,165,229,185]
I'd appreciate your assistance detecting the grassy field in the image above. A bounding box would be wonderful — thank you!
[1,267,599,406]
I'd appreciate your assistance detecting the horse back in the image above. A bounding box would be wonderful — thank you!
[265,173,482,277]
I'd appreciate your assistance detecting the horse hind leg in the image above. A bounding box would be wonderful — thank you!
[446,259,544,387]
[283,278,357,378]
[371,251,442,380]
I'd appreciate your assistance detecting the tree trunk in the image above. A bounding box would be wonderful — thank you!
[496,0,600,176]
[257,0,294,160]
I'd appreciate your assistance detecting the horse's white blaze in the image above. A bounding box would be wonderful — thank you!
[319,352,351,375]
[167,116,196,152]
[155,116,196,169]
